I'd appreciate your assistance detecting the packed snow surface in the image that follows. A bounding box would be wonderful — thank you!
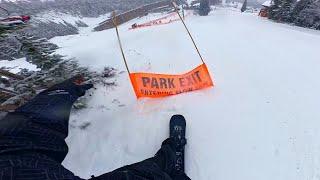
[51,8,320,180]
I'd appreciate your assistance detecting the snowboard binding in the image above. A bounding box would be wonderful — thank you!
[170,115,187,174]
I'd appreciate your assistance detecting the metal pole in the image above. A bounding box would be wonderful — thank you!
[111,11,131,74]
[182,4,185,20]
[172,2,206,64]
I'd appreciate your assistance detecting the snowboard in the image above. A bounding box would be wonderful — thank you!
[170,114,187,174]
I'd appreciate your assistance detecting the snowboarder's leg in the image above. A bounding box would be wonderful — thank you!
[1,76,190,180]
[91,115,190,180]
[91,114,190,180]
[91,138,190,180]
[0,76,93,179]
[154,137,190,180]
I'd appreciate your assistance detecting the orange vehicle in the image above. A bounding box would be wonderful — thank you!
[259,8,268,17]
[259,0,272,17]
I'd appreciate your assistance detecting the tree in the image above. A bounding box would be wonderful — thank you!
[210,0,220,5]
[295,0,320,29]
[269,0,296,22]
[268,0,320,29]
[241,0,247,12]
[291,0,313,19]
[268,0,282,20]
[17,34,61,70]
[278,0,295,22]
[0,27,7,38]
[199,0,211,16]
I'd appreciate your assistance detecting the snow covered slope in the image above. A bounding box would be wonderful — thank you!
[51,8,320,180]
[34,11,110,29]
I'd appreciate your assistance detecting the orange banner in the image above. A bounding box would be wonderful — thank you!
[129,63,214,98]
[129,12,191,30]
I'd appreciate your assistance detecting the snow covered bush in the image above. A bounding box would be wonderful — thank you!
[269,0,320,30]
[295,0,320,29]
[1,32,117,110]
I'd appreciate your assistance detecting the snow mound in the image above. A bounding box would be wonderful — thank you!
[0,57,39,73]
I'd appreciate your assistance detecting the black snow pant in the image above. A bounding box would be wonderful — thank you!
[0,77,190,180]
